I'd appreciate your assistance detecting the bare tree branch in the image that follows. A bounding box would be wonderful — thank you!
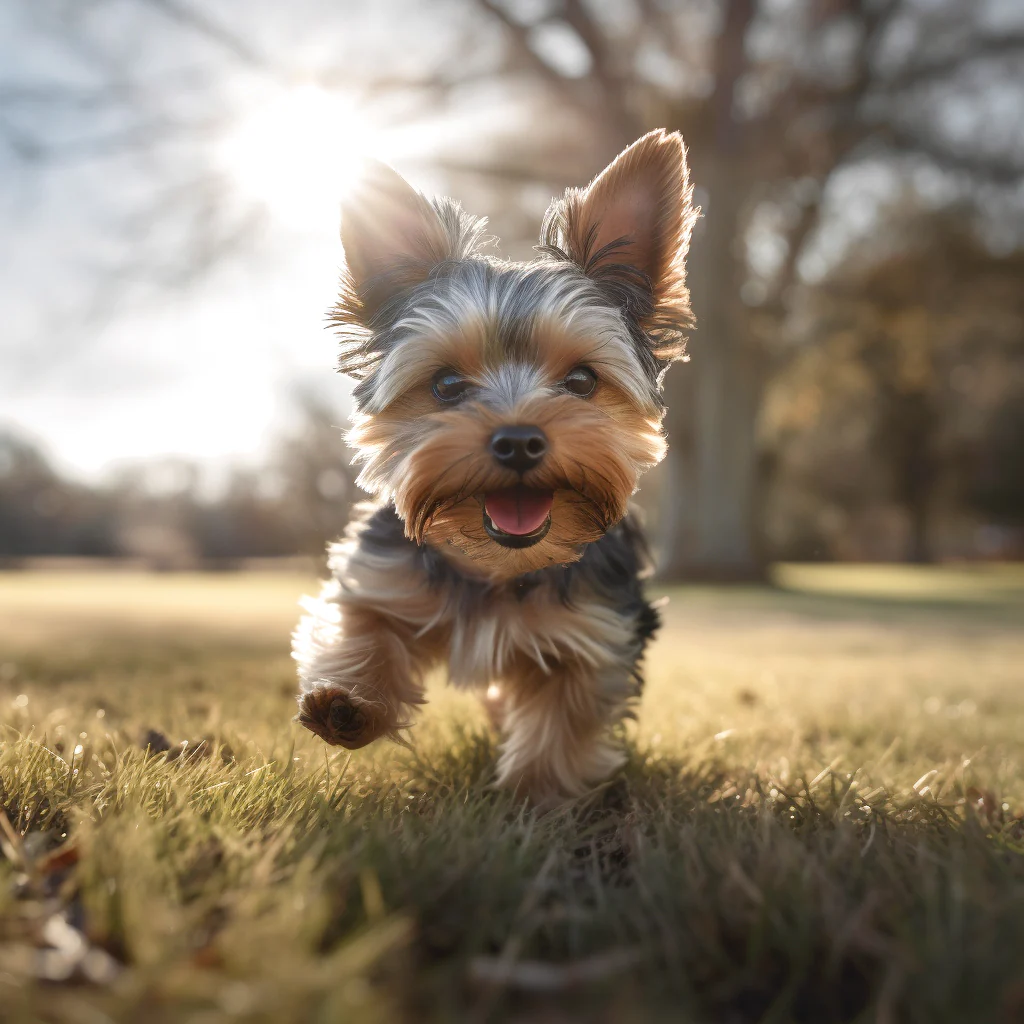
[884,130,1024,185]
[474,0,589,117]
[139,0,272,72]
[880,32,1024,91]
[764,193,823,313]
[430,156,574,188]
[560,0,635,142]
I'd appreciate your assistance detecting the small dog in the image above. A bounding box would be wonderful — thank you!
[293,129,697,804]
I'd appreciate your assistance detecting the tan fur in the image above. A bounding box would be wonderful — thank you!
[349,314,667,582]
[542,129,699,362]
[295,131,695,804]
[295,523,643,804]
[381,395,660,580]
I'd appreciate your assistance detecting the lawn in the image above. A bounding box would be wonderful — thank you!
[1,565,1022,1023]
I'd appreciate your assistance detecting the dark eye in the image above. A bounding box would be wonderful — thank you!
[561,366,597,398]
[431,369,473,403]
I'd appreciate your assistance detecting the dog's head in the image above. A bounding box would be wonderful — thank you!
[333,130,697,580]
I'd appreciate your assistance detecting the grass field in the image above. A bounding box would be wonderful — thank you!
[1,565,1023,1023]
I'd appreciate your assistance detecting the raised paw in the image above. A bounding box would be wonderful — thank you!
[294,686,387,749]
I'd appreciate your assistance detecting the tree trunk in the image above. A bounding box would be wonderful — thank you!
[657,160,765,581]
[906,496,932,564]
[655,0,765,582]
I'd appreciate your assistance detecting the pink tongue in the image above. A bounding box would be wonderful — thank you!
[485,488,553,536]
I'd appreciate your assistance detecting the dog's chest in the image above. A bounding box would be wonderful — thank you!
[443,586,617,687]
[445,595,542,686]
[440,584,556,684]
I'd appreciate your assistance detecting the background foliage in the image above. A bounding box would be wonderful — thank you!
[2,0,1023,571]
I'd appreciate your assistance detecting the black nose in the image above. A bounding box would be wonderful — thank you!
[490,425,548,473]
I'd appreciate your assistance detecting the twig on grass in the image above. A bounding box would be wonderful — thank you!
[0,807,27,868]
[468,948,644,992]
[809,757,843,788]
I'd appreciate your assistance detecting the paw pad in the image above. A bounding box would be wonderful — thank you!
[328,698,366,739]
[295,687,381,749]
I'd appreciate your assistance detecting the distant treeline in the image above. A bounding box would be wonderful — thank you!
[3,278,1023,570]
[0,394,358,569]
[753,218,1024,564]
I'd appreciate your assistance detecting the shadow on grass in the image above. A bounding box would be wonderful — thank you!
[295,731,1024,1024]
[3,720,1024,1024]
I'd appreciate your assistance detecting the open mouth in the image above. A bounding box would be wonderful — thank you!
[483,486,553,548]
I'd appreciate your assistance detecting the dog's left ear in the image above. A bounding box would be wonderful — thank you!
[541,129,698,362]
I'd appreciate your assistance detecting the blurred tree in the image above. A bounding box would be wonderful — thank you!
[762,208,1024,562]
[268,388,358,556]
[971,397,1024,530]
[465,0,1024,577]
[4,0,1023,574]
[186,470,297,563]
[0,430,118,559]
[0,391,356,565]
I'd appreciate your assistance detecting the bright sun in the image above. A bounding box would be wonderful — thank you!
[220,85,386,231]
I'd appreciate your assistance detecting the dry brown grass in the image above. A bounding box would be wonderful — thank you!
[1,565,1022,1023]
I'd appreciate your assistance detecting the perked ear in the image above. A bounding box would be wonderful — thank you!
[331,161,488,379]
[541,129,698,362]
[337,160,453,321]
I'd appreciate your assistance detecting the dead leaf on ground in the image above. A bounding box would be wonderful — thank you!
[139,728,172,755]
[2,912,124,985]
[139,729,233,763]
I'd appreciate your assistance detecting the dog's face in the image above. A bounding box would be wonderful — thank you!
[332,130,697,580]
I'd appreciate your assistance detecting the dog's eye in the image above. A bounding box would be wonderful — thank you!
[432,370,473,403]
[561,366,597,398]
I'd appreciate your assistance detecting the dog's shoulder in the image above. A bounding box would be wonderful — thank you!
[572,512,661,653]
[326,501,420,581]
[582,510,654,581]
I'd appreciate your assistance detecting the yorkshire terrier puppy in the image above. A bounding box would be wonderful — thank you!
[293,129,697,804]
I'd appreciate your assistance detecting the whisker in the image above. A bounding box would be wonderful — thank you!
[551,455,609,531]
[570,455,618,496]
[418,461,494,539]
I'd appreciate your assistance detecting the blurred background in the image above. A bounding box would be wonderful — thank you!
[1,0,1022,579]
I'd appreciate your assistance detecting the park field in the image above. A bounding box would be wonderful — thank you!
[0,565,1023,1022]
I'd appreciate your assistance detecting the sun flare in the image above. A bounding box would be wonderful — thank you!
[221,85,385,230]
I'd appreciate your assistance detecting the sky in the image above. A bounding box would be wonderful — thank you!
[1,219,343,478]
[0,0,492,483]
[2,0,1022,485]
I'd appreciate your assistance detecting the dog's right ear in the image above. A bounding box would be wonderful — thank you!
[332,162,489,379]
[337,161,452,322]
[540,130,697,365]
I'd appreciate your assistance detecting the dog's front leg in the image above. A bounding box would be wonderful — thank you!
[294,597,439,748]
[293,508,449,749]
[494,658,635,806]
